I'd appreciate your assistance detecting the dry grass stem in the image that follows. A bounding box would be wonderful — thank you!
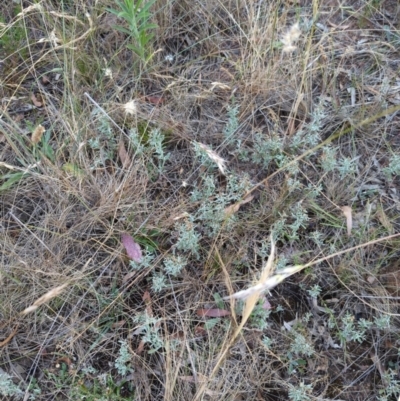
[196,142,227,175]
[21,284,69,315]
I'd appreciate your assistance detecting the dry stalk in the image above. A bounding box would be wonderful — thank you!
[21,284,68,315]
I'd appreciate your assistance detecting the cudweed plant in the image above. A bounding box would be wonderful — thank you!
[0,371,23,399]
[378,369,400,401]
[339,312,367,346]
[286,330,314,375]
[290,332,314,357]
[114,340,133,376]
[223,98,240,146]
[88,110,117,168]
[128,127,170,175]
[133,312,164,354]
[175,218,201,259]
[107,0,158,64]
[163,254,187,276]
[288,382,313,401]
[382,154,400,180]
[148,128,170,173]
[249,299,271,330]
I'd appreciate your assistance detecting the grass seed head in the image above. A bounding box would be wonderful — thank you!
[281,22,301,52]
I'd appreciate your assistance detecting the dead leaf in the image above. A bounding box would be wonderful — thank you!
[146,96,164,106]
[196,308,230,318]
[194,324,208,337]
[31,124,45,144]
[224,195,254,216]
[370,352,388,386]
[136,340,145,354]
[118,140,131,169]
[341,206,352,237]
[121,233,142,262]
[31,93,43,107]
[261,297,272,310]
[112,320,126,329]
[56,356,72,367]
[143,291,153,317]
[42,75,50,84]
[122,271,136,283]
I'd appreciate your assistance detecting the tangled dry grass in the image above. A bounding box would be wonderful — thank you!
[1,0,400,400]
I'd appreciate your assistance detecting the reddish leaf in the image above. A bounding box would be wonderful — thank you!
[261,297,272,310]
[143,290,153,316]
[121,233,142,262]
[31,93,43,107]
[196,308,230,318]
[136,340,145,354]
[194,324,208,337]
[146,96,164,106]
[118,140,131,169]
[111,320,126,329]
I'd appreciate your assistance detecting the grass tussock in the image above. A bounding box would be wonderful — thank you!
[1,0,400,400]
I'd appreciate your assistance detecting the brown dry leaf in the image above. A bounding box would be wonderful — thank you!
[118,140,131,169]
[146,96,164,105]
[196,308,230,318]
[122,271,136,283]
[31,93,43,107]
[31,124,45,144]
[341,206,352,237]
[370,352,388,386]
[194,324,208,337]
[42,75,50,84]
[56,356,72,367]
[224,195,254,217]
[142,290,153,317]
[136,340,145,354]
[112,320,126,329]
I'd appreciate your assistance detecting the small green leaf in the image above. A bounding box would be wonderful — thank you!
[204,318,220,330]
[62,163,85,178]
[213,293,225,309]
[0,172,25,191]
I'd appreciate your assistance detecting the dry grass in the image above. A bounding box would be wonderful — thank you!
[1,0,400,400]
